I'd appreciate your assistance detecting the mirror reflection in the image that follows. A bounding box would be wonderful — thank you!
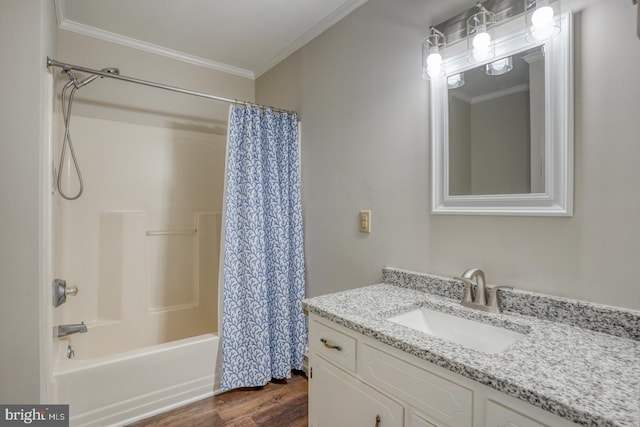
[447,46,545,196]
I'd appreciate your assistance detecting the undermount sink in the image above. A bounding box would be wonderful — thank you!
[387,307,525,354]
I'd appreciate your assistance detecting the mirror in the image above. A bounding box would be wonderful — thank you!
[448,46,544,196]
[431,11,573,216]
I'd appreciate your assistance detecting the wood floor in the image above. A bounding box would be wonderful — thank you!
[128,372,308,426]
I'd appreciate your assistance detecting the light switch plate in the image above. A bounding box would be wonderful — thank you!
[359,210,371,233]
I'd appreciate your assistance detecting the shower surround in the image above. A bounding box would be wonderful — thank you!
[52,115,225,425]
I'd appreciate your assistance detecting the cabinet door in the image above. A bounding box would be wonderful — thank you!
[309,356,404,427]
[359,343,473,427]
[407,411,438,427]
[486,400,548,427]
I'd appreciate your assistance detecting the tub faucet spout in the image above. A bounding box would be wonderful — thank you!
[55,322,87,338]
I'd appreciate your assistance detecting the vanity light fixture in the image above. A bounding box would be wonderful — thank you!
[525,0,561,41]
[422,27,446,80]
[486,56,513,75]
[426,0,565,72]
[467,3,496,63]
[447,73,465,89]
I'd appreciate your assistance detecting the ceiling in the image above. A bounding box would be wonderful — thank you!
[55,0,368,79]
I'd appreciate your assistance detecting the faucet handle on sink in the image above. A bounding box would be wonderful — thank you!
[487,285,513,311]
[455,277,474,303]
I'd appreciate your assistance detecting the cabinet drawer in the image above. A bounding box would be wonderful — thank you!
[486,400,548,427]
[309,318,357,372]
[359,343,473,427]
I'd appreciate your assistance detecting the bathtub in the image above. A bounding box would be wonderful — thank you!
[53,334,220,427]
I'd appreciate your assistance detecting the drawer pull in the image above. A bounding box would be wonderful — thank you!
[320,338,342,351]
[375,414,380,427]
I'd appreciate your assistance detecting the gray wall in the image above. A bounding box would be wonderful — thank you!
[0,0,57,403]
[256,0,640,310]
[448,95,471,196]
[449,91,531,196]
[471,91,530,195]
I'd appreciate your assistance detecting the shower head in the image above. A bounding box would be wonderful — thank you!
[57,66,119,201]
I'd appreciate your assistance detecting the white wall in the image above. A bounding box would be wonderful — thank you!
[55,116,224,359]
[256,0,640,310]
[0,0,57,403]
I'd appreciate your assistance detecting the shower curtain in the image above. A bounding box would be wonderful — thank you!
[221,105,307,391]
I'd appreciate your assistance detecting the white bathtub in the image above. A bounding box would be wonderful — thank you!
[53,334,220,427]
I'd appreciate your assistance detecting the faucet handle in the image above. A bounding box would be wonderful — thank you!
[455,277,474,303]
[487,285,513,309]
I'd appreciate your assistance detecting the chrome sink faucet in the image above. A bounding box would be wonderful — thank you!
[456,268,511,314]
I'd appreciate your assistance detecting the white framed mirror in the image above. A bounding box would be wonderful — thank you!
[431,11,573,216]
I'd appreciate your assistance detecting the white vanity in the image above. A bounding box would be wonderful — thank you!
[309,313,576,427]
[304,268,640,427]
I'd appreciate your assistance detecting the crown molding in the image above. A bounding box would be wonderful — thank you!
[470,83,529,104]
[54,0,368,80]
[54,0,254,79]
[54,0,66,28]
[451,83,529,104]
[254,0,368,78]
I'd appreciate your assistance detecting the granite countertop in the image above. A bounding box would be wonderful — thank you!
[302,268,640,427]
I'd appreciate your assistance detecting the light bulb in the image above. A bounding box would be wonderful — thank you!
[467,8,496,63]
[490,59,507,71]
[472,24,491,50]
[472,48,491,62]
[426,48,442,78]
[426,51,442,68]
[530,24,554,41]
[447,74,460,86]
[427,64,442,78]
[486,57,513,75]
[447,73,464,89]
[532,5,554,27]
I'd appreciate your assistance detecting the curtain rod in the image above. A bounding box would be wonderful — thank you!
[46,57,296,115]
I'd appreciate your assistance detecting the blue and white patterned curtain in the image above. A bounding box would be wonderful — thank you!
[221,105,307,391]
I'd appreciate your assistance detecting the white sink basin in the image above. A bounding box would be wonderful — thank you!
[387,308,525,354]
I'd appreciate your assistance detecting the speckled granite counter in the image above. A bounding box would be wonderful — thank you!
[302,268,640,427]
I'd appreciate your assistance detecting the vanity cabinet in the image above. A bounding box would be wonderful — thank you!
[308,314,578,427]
